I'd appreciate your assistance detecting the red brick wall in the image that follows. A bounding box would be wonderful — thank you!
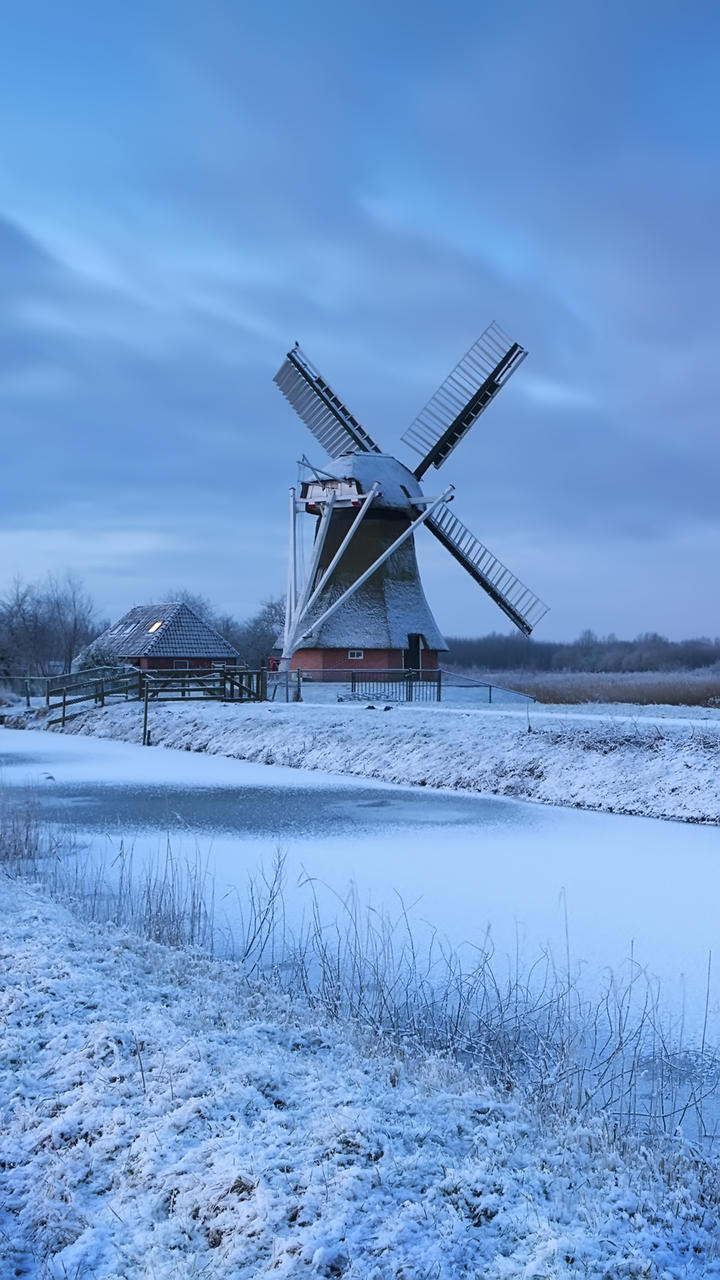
[290,648,440,673]
[289,649,324,672]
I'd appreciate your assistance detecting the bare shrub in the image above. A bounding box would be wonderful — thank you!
[2,804,719,1149]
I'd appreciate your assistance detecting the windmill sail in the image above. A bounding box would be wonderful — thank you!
[274,346,382,459]
[427,502,548,636]
[402,323,527,479]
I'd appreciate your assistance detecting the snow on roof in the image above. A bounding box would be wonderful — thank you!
[295,527,448,651]
[91,603,240,660]
[319,454,426,511]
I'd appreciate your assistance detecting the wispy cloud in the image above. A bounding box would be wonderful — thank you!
[0,2,718,637]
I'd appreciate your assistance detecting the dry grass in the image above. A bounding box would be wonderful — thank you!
[2,801,719,1150]
[478,669,720,706]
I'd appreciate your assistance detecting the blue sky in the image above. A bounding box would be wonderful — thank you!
[1,0,719,640]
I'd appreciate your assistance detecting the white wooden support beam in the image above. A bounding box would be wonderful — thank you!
[300,485,454,642]
[283,487,297,654]
[298,482,380,624]
[281,491,336,665]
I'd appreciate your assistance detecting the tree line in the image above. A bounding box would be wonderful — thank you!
[444,629,720,673]
[3,573,718,676]
[0,576,285,676]
[0,575,103,676]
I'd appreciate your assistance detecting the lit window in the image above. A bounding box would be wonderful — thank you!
[348,649,364,660]
[147,620,164,633]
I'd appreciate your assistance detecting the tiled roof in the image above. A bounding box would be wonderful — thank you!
[93,603,240,660]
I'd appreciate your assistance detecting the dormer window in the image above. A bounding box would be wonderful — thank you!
[147,620,164,633]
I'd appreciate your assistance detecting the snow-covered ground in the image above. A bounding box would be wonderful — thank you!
[3,874,720,1279]
[2,725,719,1037]
[13,697,719,823]
[3,701,720,1275]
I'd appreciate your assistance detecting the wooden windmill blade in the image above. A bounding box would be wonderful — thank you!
[401,323,527,480]
[426,502,548,636]
[274,346,383,458]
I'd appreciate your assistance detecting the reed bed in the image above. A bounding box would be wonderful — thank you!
[2,801,719,1151]
[478,669,720,706]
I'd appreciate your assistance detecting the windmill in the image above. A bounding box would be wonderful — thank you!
[273,323,548,675]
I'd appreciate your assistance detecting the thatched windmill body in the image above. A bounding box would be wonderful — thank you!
[273,324,547,674]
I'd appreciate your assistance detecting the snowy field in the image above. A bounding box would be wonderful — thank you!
[2,726,719,1039]
[2,703,720,1276]
[3,875,720,1279]
[12,695,718,823]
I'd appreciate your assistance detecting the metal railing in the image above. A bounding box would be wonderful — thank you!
[2,663,534,724]
[349,669,442,703]
[269,668,534,706]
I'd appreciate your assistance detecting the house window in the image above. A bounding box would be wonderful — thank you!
[148,620,164,633]
[173,659,190,669]
[348,649,364,660]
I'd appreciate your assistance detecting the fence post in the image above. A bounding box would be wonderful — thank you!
[142,680,150,745]
[259,667,268,702]
[488,684,492,704]
[437,670,442,703]
[294,670,302,702]
[61,689,67,727]
[45,681,50,709]
[25,679,30,709]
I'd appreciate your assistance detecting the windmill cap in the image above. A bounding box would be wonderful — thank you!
[322,453,425,511]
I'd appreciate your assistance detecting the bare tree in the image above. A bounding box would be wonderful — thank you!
[46,573,101,673]
[160,589,216,622]
[0,578,53,674]
[231,598,285,667]
[0,574,104,674]
[159,591,285,667]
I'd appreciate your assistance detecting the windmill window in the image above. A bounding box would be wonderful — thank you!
[348,649,364,660]
[147,620,164,633]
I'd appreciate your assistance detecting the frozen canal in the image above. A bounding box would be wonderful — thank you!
[2,727,719,1038]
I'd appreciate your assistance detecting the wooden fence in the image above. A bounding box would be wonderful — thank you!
[45,666,267,729]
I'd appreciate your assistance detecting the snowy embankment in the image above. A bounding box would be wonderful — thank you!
[3,874,719,1279]
[26,697,720,823]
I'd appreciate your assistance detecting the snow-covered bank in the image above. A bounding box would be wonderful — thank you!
[3,874,719,1279]
[17,698,720,823]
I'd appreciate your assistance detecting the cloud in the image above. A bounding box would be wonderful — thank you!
[0,4,718,639]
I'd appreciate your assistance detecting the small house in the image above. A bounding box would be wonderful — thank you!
[85,602,241,671]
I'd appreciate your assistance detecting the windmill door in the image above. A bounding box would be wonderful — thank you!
[404,633,423,670]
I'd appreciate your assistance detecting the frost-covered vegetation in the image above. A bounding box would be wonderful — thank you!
[475,668,720,707]
[36,698,720,824]
[2,808,720,1277]
[4,808,719,1129]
